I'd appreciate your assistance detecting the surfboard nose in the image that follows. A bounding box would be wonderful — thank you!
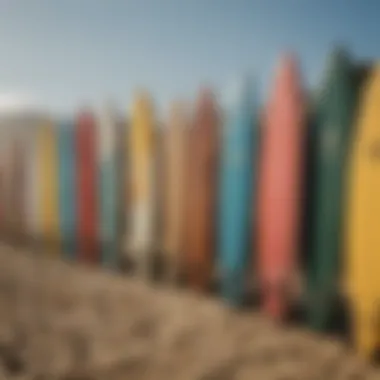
[196,87,216,111]
[327,46,351,68]
[267,53,304,118]
[221,76,255,113]
[132,90,155,121]
[274,52,301,87]
[77,108,95,126]
[169,100,188,126]
[357,65,380,128]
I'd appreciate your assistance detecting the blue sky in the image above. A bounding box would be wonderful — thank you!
[0,0,378,116]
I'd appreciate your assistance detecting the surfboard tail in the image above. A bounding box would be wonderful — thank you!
[351,301,379,359]
[101,241,119,269]
[307,297,333,331]
[187,259,212,292]
[262,290,286,321]
[62,238,76,260]
[221,270,246,307]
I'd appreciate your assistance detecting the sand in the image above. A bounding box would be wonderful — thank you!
[0,244,378,380]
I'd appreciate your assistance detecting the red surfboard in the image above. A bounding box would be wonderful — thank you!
[184,88,219,292]
[257,53,306,321]
[75,109,98,264]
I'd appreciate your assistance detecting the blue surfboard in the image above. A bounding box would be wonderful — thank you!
[58,120,77,260]
[97,105,119,269]
[218,77,258,306]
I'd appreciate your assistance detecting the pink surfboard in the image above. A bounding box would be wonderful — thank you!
[257,53,306,321]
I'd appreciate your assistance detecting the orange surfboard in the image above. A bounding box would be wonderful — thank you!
[257,53,306,320]
[162,101,188,282]
[185,89,219,292]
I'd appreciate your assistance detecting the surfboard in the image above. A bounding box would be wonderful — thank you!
[14,121,30,244]
[25,127,40,246]
[1,128,12,239]
[218,77,258,306]
[154,124,165,278]
[127,91,156,278]
[345,65,380,359]
[75,110,98,264]
[96,104,119,269]
[58,120,77,260]
[8,134,18,241]
[10,137,20,240]
[0,127,7,236]
[38,119,60,253]
[257,53,306,321]
[0,162,3,236]
[162,101,188,282]
[306,49,363,331]
[117,116,127,268]
[185,89,219,292]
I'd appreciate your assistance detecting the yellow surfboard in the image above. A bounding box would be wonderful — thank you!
[127,91,156,278]
[38,119,60,253]
[345,65,380,358]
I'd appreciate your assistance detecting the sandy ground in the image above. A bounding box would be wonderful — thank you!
[0,244,378,380]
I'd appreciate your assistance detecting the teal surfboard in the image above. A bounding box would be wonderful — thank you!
[218,76,259,306]
[97,104,119,269]
[58,120,77,259]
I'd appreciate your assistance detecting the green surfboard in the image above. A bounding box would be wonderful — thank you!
[306,48,365,331]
